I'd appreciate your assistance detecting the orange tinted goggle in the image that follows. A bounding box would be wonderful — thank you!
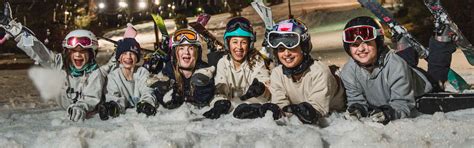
[173,30,198,43]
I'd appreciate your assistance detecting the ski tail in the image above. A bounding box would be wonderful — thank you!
[251,1,274,30]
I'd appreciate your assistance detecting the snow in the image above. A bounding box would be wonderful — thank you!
[28,67,65,102]
[3,103,474,147]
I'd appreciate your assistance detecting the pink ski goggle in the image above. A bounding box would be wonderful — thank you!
[343,25,382,43]
[64,36,95,49]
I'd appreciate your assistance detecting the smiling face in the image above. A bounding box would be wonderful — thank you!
[175,44,197,69]
[349,39,378,66]
[277,46,304,68]
[119,51,138,69]
[68,46,91,69]
[228,36,250,63]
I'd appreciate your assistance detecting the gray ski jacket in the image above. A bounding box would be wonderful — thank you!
[340,51,432,119]
[106,66,156,112]
[13,32,115,112]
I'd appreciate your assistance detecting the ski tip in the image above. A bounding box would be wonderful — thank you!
[4,2,12,19]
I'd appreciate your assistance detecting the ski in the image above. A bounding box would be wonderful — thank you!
[251,0,274,30]
[358,0,470,92]
[417,93,474,114]
[250,0,274,61]
[424,0,474,65]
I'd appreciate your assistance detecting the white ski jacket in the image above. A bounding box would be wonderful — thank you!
[340,51,432,119]
[106,66,156,112]
[212,55,271,108]
[270,60,346,116]
[14,32,116,112]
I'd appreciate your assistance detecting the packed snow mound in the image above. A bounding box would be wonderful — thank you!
[2,104,474,147]
[28,67,65,102]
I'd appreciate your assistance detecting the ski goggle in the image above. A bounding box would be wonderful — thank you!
[267,31,301,49]
[64,36,95,49]
[226,17,253,33]
[173,29,199,44]
[343,25,381,43]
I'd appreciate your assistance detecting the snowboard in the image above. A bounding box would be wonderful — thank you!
[144,13,169,74]
[189,22,224,48]
[417,93,474,114]
[424,0,474,65]
[189,13,226,67]
[358,0,470,92]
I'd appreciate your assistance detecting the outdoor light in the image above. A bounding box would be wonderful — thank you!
[172,5,175,10]
[167,4,171,8]
[197,7,202,12]
[153,0,160,5]
[98,2,105,9]
[138,1,147,9]
[64,11,69,15]
[119,1,128,8]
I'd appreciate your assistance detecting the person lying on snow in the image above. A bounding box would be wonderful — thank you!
[0,7,116,122]
[339,16,446,124]
[203,17,275,119]
[146,28,215,109]
[266,18,346,124]
[100,26,157,119]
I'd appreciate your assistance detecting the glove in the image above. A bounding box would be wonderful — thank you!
[282,102,322,124]
[146,73,172,93]
[369,105,396,125]
[203,100,231,119]
[260,103,282,120]
[161,91,185,109]
[0,3,33,38]
[191,66,215,87]
[67,103,86,122]
[136,101,157,116]
[97,101,121,120]
[344,103,367,120]
[191,86,214,108]
[240,78,265,101]
[233,103,263,119]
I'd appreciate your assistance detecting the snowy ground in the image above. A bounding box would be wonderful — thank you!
[3,104,474,147]
[2,1,474,147]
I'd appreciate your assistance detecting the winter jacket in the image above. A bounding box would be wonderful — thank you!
[155,60,215,107]
[270,60,346,116]
[212,55,271,108]
[340,51,432,119]
[13,32,115,112]
[106,66,156,112]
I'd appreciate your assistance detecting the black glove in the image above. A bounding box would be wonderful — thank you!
[203,100,231,119]
[160,92,184,109]
[282,102,322,124]
[136,101,157,116]
[369,105,396,125]
[97,101,120,121]
[260,103,282,120]
[346,103,368,119]
[233,103,263,119]
[240,78,266,101]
